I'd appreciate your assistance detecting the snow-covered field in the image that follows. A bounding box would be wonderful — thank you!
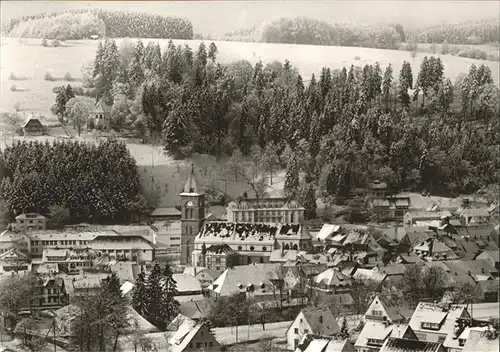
[2,37,498,119]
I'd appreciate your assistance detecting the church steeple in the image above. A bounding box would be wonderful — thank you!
[179,164,206,265]
[181,164,204,195]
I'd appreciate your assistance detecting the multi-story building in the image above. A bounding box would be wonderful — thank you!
[90,234,155,263]
[39,248,95,275]
[226,197,305,224]
[27,230,112,257]
[191,222,312,270]
[30,276,67,309]
[15,213,47,231]
[0,230,31,256]
[366,181,411,221]
[0,248,31,275]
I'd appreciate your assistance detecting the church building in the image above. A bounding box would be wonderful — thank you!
[180,166,206,264]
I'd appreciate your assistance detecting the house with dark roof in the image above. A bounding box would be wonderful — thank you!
[364,295,414,324]
[150,207,182,221]
[474,279,499,302]
[475,250,500,270]
[30,275,67,309]
[379,337,445,352]
[294,334,355,352]
[286,306,341,350]
[459,208,492,226]
[178,299,211,321]
[355,322,418,352]
[413,237,458,261]
[21,114,44,136]
[443,259,498,281]
[88,99,111,130]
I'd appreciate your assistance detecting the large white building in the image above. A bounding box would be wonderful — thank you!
[226,197,305,224]
[191,222,312,270]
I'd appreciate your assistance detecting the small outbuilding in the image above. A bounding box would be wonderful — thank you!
[22,114,44,136]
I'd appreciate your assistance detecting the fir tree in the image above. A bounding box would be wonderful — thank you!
[382,64,393,111]
[208,42,218,63]
[196,42,208,67]
[301,184,317,220]
[132,270,148,317]
[145,262,164,327]
[284,154,300,199]
[162,103,188,159]
[339,317,350,339]
[398,61,413,110]
[161,263,180,324]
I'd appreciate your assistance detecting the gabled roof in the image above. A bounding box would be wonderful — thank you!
[409,302,468,335]
[178,300,210,320]
[313,268,352,288]
[355,322,412,349]
[15,212,46,220]
[295,334,353,352]
[371,294,414,323]
[353,268,387,283]
[380,337,443,352]
[180,165,202,195]
[300,306,340,336]
[150,207,181,217]
[91,99,111,114]
[208,263,282,296]
[0,248,28,260]
[316,224,341,241]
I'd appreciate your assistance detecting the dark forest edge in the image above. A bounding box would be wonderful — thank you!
[1,9,194,40]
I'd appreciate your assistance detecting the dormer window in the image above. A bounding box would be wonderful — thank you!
[421,322,441,330]
[189,187,195,193]
[367,339,384,347]
[458,338,466,347]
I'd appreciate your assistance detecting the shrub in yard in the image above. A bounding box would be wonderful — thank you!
[354,56,361,61]
[8,73,17,80]
[51,39,61,47]
[64,72,73,81]
[10,85,17,92]
[41,38,48,47]
[44,72,53,81]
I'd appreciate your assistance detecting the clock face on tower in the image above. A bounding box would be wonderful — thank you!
[187,201,194,207]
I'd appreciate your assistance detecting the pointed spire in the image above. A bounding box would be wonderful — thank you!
[181,163,202,194]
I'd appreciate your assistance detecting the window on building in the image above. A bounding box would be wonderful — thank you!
[304,329,309,334]
[372,310,383,316]
[250,246,254,251]
[294,328,298,334]
[238,246,242,250]
[209,342,214,347]
[421,322,440,330]
[196,342,202,348]
[262,246,267,251]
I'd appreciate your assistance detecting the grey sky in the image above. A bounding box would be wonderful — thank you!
[1,1,499,37]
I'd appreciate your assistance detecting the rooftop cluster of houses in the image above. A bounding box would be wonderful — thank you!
[1,168,498,351]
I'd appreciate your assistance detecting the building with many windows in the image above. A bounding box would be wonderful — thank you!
[15,213,47,231]
[191,222,312,270]
[26,230,116,257]
[226,197,305,224]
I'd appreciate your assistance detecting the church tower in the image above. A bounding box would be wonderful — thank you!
[180,164,205,264]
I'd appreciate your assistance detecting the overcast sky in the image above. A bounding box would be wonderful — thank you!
[1,1,499,37]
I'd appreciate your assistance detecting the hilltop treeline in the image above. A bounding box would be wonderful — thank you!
[221,16,500,48]
[89,38,499,202]
[0,140,146,222]
[406,19,500,45]
[222,17,404,49]
[2,9,193,40]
